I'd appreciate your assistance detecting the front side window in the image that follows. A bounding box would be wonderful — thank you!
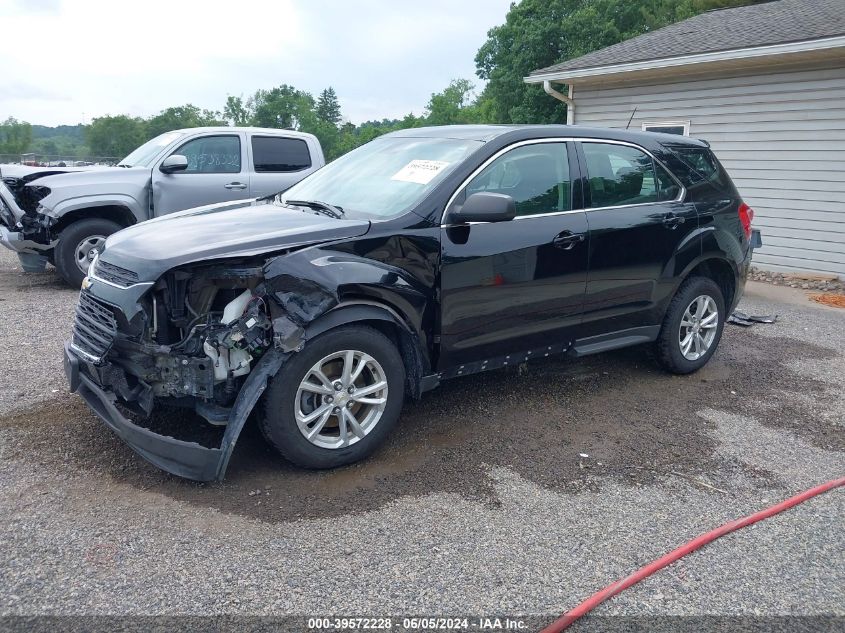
[252,136,311,172]
[465,143,571,217]
[282,135,482,220]
[583,143,661,208]
[172,135,241,174]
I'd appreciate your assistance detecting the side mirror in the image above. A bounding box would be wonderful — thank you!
[449,192,516,224]
[159,154,188,174]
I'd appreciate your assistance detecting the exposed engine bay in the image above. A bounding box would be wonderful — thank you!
[76,259,306,426]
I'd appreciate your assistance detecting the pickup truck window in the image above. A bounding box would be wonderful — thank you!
[252,136,312,172]
[174,135,241,174]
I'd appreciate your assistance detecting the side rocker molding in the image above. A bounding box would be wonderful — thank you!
[571,326,661,357]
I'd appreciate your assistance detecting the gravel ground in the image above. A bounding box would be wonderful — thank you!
[0,247,843,631]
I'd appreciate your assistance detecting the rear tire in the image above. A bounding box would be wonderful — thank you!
[655,276,725,374]
[54,218,121,287]
[260,325,405,469]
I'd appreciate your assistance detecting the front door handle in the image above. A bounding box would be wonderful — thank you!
[662,212,685,229]
[224,182,248,190]
[553,231,585,250]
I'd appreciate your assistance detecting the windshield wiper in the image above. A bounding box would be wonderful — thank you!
[285,199,344,219]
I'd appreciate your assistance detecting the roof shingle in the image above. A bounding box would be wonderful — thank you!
[530,0,845,76]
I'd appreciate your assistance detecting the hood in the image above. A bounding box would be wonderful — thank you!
[99,199,371,281]
[30,166,148,214]
[1,164,100,181]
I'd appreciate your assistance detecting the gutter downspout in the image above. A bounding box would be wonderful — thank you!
[543,81,575,125]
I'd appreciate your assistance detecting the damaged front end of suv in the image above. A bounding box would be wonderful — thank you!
[62,197,409,481]
[68,258,291,480]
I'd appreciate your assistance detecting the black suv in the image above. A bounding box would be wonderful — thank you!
[63,125,755,481]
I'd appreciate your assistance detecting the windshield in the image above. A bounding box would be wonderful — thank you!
[281,135,483,219]
[118,131,185,168]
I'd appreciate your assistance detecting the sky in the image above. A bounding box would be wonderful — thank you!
[0,0,515,128]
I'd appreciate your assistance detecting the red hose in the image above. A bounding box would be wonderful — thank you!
[541,477,845,633]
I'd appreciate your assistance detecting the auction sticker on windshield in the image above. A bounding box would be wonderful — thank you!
[391,160,450,185]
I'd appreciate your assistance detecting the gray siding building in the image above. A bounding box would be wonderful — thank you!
[526,0,845,278]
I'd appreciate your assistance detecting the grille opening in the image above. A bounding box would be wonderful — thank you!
[93,259,139,287]
[71,292,118,361]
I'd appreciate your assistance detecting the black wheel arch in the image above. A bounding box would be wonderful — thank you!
[303,302,430,400]
[52,205,136,234]
[677,255,740,312]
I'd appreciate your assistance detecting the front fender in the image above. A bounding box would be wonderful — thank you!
[263,245,431,344]
[262,242,435,395]
[48,193,146,223]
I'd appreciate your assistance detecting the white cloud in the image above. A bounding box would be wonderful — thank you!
[0,0,513,126]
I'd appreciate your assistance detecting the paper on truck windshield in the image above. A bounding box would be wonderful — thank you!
[391,160,450,185]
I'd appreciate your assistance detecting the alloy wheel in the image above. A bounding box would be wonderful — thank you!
[294,350,389,449]
[74,235,106,274]
[678,294,719,361]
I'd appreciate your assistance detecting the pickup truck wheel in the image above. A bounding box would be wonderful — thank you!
[260,325,405,469]
[655,276,725,374]
[54,218,121,287]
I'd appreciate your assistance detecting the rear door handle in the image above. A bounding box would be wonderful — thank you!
[662,212,685,229]
[553,231,585,250]
[224,182,248,190]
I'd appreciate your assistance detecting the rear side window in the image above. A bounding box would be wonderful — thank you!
[582,143,658,208]
[252,136,312,172]
[465,142,571,217]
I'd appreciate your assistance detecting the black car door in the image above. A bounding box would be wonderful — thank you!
[575,140,699,340]
[438,140,589,372]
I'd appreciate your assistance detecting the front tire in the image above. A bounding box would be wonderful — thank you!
[260,325,406,469]
[54,218,121,287]
[655,276,725,374]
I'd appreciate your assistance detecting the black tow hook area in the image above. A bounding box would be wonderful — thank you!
[64,343,287,481]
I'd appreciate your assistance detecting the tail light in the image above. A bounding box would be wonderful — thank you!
[738,202,754,240]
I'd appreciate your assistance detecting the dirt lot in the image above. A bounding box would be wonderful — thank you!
[0,248,843,629]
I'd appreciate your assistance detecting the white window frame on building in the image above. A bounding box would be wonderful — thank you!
[641,121,691,136]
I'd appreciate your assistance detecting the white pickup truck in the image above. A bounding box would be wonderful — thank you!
[0,127,324,286]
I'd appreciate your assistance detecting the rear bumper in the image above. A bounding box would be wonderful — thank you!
[64,342,223,481]
[751,229,763,251]
[64,341,287,481]
[732,231,760,312]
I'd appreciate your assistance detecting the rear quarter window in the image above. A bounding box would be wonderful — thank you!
[666,145,731,191]
[252,136,312,172]
[674,147,718,179]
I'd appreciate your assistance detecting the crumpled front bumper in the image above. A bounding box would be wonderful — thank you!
[64,341,286,481]
[0,223,55,254]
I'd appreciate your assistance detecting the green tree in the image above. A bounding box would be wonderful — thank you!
[145,104,225,137]
[475,0,767,124]
[424,79,482,125]
[85,115,146,158]
[0,117,33,155]
[249,84,316,129]
[224,95,252,126]
[316,87,342,126]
